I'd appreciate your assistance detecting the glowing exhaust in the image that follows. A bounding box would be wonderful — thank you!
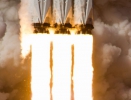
[52,35,72,100]
[73,35,93,100]
[28,33,93,100]
[31,34,50,100]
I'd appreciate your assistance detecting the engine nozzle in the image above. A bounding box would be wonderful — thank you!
[33,23,50,34]
[53,23,72,34]
[76,24,94,34]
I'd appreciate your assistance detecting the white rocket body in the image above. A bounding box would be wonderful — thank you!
[30,0,93,25]
[30,0,93,34]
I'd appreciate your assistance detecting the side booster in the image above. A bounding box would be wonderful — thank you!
[31,0,94,34]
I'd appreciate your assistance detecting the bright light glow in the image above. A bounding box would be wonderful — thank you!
[52,35,72,100]
[31,34,50,100]
[21,32,93,100]
[73,34,93,100]
[21,34,33,58]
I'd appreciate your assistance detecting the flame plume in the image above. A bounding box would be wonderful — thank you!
[73,35,93,100]
[22,32,93,100]
[52,35,72,100]
[31,34,51,100]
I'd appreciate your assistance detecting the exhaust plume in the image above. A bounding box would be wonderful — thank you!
[0,0,131,100]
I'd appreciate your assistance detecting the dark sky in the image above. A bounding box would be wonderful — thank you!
[0,0,131,100]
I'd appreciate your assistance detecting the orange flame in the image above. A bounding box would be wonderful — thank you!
[21,31,93,100]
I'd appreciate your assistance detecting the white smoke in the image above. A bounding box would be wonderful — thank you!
[0,0,20,67]
[93,0,131,100]
[19,0,33,34]
[0,0,30,100]
[0,12,6,39]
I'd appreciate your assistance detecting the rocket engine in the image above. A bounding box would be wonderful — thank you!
[31,0,94,34]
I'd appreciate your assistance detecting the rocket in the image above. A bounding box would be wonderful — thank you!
[31,0,52,33]
[31,0,94,34]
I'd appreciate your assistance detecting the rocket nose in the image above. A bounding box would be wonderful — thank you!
[0,21,6,38]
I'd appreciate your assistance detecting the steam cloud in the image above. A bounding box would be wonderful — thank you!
[0,0,31,100]
[93,0,131,100]
[0,0,130,100]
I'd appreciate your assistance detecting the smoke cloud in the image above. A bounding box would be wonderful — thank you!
[93,0,131,100]
[0,13,6,39]
[0,0,31,100]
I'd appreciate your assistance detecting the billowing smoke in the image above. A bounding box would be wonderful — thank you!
[0,0,31,100]
[0,0,20,67]
[0,13,6,39]
[93,0,131,100]
[0,0,130,100]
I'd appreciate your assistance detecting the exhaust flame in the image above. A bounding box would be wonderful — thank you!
[52,35,72,100]
[73,35,93,100]
[21,31,93,100]
[31,34,51,100]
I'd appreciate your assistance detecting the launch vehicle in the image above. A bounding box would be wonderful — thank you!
[31,0,94,34]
